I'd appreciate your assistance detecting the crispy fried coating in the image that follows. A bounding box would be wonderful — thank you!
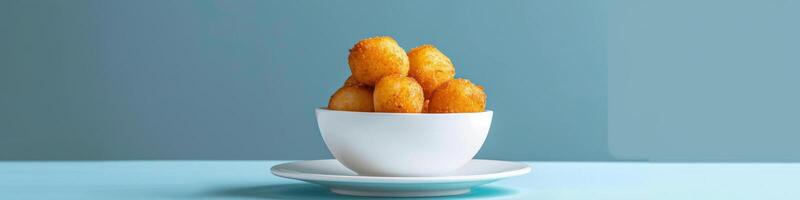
[373,75,425,113]
[343,75,361,87]
[328,85,374,112]
[348,36,409,86]
[408,45,455,99]
[428,79,486,113]
[422,99,430,113]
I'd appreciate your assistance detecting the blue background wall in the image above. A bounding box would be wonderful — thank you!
[4,0,798,161]
[1,0,610,160]
[607,0,800,162]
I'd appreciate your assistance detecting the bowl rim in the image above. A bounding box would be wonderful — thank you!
[316,107,493,116]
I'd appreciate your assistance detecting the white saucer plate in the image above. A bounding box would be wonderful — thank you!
[271,159,531,197]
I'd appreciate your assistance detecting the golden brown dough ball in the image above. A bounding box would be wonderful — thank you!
[343,75,361,87]
[373,75,425,113]
[348,36,409,86]
[328,85,374,112]
[428,79,486,113]
[407,45,456,99]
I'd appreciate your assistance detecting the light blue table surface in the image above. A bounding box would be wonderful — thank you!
[1,161,799,199]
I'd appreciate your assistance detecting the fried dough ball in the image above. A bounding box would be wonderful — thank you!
[343,76,361,87]
[328,85,374,112]
[373,75,425,113]
[428,79,486,113]
[408,45,456,99]
[348,36,409,86]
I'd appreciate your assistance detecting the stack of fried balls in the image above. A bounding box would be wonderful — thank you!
[328,36,486,113]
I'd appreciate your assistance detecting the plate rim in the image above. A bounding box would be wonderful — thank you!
[271,159,531,184]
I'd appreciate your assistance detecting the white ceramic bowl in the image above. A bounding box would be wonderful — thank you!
[315,108,493,177]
